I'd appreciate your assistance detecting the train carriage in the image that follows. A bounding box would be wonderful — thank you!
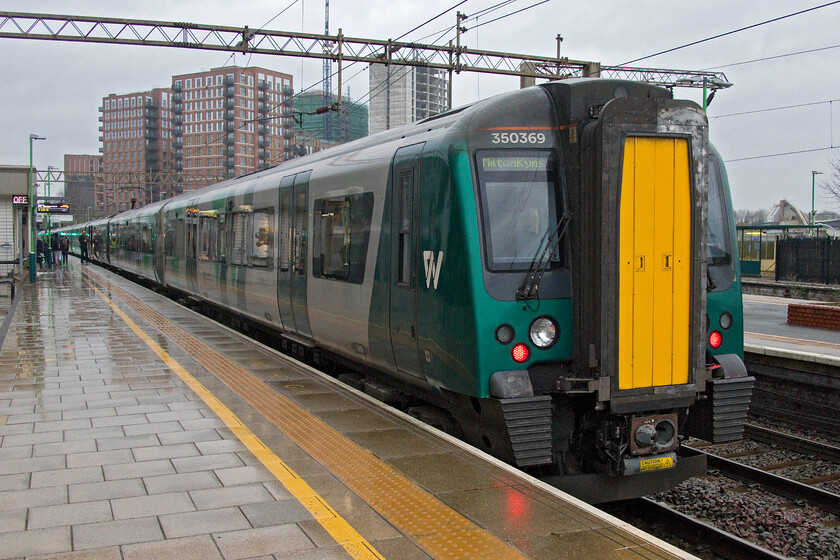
[73,78,750,503]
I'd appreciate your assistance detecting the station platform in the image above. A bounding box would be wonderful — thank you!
[743,294,840,363]
[0,261,697,560]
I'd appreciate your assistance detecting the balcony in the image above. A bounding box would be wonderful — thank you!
[224,110,235,121]
[258,137,268,147]
[283,86,293,95]
[173,138,182,148]
[145,152,160,162]
[258,103,268,113]
[173,115,183,125]
[224,76,234,86]
[224,135,234,145]
[258,79,268,90]
[144,129,157,139]
[224,86,234,97]
[258,149,267,159]
[224,98,235,109]
[98,115,103,122]
[174,126,182,136]
[259,159,268,168]
[225,146,235,156]
[174,92,182,103]
[225,157,235,168]
[172,83,182,93]
[145,108,158,119]
[145,119,159,129]
[224,122,235,132]
[172,104,182,114]
[258,125,267,135]
[145,99,158,109]
[98,126,103,132]
[284,129,294,139]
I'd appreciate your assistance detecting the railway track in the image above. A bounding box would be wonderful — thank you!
[612,498,791,560]
[683,446,840,516]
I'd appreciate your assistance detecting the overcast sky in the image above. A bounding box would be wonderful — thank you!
[2,0,840,215]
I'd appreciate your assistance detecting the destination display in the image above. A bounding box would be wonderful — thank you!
[480,155,549,172]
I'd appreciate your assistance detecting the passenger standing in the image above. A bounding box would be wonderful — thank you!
[79,232,89,265]
[36,237,45,270]
[50,234,61,267]
[60,235,69,266]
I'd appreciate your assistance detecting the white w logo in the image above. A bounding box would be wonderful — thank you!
[423,250,444,289]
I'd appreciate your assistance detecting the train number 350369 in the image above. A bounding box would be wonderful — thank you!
[491,132,547,144]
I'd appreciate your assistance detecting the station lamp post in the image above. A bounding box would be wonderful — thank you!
[811,170,823,237]
[28,134,46,282]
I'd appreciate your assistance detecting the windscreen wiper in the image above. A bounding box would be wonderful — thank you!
[517,211,572,300]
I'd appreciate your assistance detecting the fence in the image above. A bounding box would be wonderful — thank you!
[775,237,840,284]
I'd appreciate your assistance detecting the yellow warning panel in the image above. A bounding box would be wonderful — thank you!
[618,137,691,390]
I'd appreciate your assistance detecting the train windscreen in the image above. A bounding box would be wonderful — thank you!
[476,150,560,271]
[707,152,735,291]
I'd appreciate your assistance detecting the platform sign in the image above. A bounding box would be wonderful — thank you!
[12,195,29,206]
[36,203,70,214]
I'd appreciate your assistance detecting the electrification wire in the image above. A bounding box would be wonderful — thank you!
[710,98,840,119]
[724,146,836,163]
[467,0,551,30]
[617,0,840,66]
[394,0,470,42]
[703,43,840,71]
[414,0,520,44]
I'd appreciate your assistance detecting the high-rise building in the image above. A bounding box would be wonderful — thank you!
[63,154,101,220]
[172,67,295,182]
[293,91,369,147]
[99,88,174,213]
[368,64,449,134]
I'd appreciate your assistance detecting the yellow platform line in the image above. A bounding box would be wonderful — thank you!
[87,281,385,560]
[85,271,532,560]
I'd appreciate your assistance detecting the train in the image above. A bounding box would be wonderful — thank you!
[58,78,752,503]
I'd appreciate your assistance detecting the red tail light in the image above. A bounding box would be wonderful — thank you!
[709,331,723,349]
[512,343,530,363]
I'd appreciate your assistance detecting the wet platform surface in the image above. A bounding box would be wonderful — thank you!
[0,261,696,560]
[743,294,840,362]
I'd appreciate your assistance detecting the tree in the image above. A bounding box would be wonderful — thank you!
[734,208,770,225]
[820,152,840,209]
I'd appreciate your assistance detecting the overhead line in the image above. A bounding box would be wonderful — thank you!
[711,98,840,119]
[618,0,840,66]
[724,146,837,163]
[703,43,840,70]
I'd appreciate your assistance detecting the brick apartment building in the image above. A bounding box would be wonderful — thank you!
[172,67,295,182]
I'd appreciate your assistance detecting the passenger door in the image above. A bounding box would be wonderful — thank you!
[277,171,313,340]
[389,143,425,378]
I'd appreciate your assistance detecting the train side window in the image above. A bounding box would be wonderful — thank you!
[313,193,374,284]
[279,191,291,271]
[199,213,218,261]
[398,170,413,286]
[185,210,198,260]
[230,212,249,266]
[218,213,227,263]
[251,208,274,269]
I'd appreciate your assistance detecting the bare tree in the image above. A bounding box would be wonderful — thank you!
[734,208,770,225]
[820,152,840,209]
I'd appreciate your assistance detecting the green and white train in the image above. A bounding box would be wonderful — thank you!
[61,78,750,502]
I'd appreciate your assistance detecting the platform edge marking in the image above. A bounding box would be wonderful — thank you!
[87,281,386,560]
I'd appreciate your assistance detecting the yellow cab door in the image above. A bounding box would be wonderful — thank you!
[618,137,691,389]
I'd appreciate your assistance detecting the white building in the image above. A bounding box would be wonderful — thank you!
[369,64,449,134]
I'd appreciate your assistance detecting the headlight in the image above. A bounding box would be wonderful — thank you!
[529,316,558,349]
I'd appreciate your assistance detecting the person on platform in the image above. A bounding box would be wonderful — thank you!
[36,237,45,270]
[60,235,69,266]
[50,234,61,267]
[79,232,89,265]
